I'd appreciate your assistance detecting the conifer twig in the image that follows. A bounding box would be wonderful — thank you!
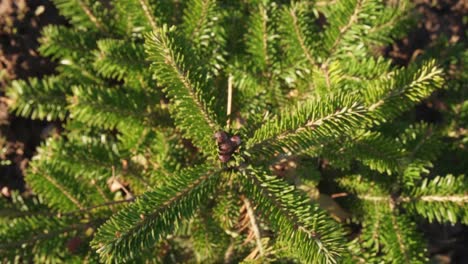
[77,0,106,32]
[227,74,233,128]
[289,6,315,67]
[0,221,96,249]
[56,198,135,218]
[241,196,265,257]
[2,199,135,219]
[189,0,212,40]
[138,0,158,31]
[390,213,411,263]
[31,166,85,210]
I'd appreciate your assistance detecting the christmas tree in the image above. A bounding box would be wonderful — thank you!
[2,0,467,263]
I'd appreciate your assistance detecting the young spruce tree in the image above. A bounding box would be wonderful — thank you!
[2,0,467,263]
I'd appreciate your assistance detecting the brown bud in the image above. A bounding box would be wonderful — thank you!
[66,237,82,254]
[218,142,233,154]
[273,164,284,170]
[230,135,241,147]
[1,186,11,197]
[219,154,231,163]
[214,131,228,143]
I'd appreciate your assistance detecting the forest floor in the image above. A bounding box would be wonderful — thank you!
[0,0,466,263]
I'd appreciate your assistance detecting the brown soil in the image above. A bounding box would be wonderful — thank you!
[387,0,467,65]
[0,0,65,192]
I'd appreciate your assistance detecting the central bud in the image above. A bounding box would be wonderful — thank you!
[214,131,241,163]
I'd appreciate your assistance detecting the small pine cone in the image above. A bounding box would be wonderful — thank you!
[219,154,231,163]
[218,142,233,154]
[230,135,241,147]
[66,237,82,254]
[214,131,228,143]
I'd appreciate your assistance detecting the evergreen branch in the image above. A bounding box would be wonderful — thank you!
[364,1,411,45]
[368,205,385,247]
[380,213,427,263]
[405,195,468,203]
[35,136,152,192]
[249,95,363,145]
[319,0,410,60]
[246,3,272,71]
[316,0,339,7]
[367,60,443,113]
[4,199,134,220]
[322,131,404,174]
[145,26,219,155]
[27,153,110,211]
[357,202,392,255]
[279,105,358,139]
[289,9,314,65]
[398,123,443,168]
[32,166,85,210]
[368,11,405,35]
[0,219,91,249]
[52,0,107,32]
[93,39,149,82]
[37,137,121,175]
[248,94,368,158]
[260,7,269,70]
[401,160,432,187]
[182,0,225,78]
[91,165,221,262]
[39,25,98,61]
[113,0,162,34]
[390,213,410,263]
[77,0,105,31]
[69,85,155,130]
[163,50,214,128]
[138,0,158,31]
[184,0,212,41]
[60,61,104,85]
[337,174,391,198]
[407,125,434,159]
[0,214,105,262]
[242,169,346,264]
[280,3,316,67]
[61,198,135,218]
[0,215,95,262]
[326,0,364,56]
[7,76,70,121]
[358,195,390,202]
[212,188,241,231]
[336,56,394,85]
[190,210,229,262]
[344,238,378,264]
[402,175,468,224]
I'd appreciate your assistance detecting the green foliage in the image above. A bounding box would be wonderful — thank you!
[0,215,83,263]
[91,165,221,262]
[113,0,162,34]
[145,25,220,155]
[52,0,112,32]
[7,77,70,121]
[93,39,148,82]
[248,93,370,160]
[241,169,345,263]
[2,0,466,263]
[404,175,468,224]
[69,85,157,131]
